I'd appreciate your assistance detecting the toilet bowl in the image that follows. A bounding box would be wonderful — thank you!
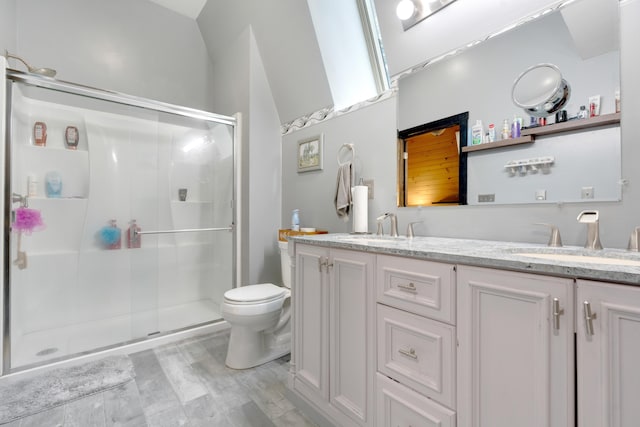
[222,240,292,369]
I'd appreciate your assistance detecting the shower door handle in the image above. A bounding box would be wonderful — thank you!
[134,225,234,236]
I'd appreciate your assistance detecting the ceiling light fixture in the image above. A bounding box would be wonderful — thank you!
[398,0,457,32]
[396,0,417,21]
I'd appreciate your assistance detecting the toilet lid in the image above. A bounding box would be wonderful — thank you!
[224,283,286,304]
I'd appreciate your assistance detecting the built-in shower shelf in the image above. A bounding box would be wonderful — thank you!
[170,200,213,204]
[27,196,88,201]
[22,145,88,154]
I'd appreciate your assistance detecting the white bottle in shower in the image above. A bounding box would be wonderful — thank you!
[27,174,38,197]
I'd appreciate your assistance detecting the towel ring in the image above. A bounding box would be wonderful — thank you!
[337,143,355,166]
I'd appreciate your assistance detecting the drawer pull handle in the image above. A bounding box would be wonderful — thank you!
[397,282,417,293]
[398,347,418,360]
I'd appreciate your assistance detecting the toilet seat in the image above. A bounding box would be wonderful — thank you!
[224,283,286,305]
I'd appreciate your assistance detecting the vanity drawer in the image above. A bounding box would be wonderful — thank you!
[377,303,456,408]
[376,373,456,427]
[376,254,455,324]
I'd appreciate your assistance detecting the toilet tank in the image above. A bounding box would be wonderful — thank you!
[279,240,292,289]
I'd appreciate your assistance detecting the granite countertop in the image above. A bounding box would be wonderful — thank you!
[290,233,640,286]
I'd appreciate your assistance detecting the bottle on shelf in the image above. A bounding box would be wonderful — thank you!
[488,124,496,142]
[501,119,511,140]
[127,219,141,249]
[472,120,484,145]
[511,116,522,138]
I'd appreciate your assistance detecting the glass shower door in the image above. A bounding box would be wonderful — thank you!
[5,77,236,371]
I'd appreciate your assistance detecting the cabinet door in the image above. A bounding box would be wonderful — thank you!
[457,266,574,427]
[577,280,640,427]
[293,244,329,402]
[329,248,375,426]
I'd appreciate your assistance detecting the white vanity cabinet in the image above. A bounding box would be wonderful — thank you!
[375,255,457,426]
[576,279,640,427]
[457,266,575,427]
[292,243,376,427]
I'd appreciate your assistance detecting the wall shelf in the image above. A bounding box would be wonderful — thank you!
[461,136,533,153]
[461,113,621,153]
[521,112,620,137]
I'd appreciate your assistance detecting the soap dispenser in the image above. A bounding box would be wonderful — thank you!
[127,219,141,249]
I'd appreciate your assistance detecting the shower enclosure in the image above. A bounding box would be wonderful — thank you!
[2,68,238,373]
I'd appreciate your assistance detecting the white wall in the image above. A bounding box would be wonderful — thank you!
[248,31,283,286]
[282,0,640,250]
[0,0,16,52]
[197,0,332,123]
[205,26,283,286]
[12,0,215,112]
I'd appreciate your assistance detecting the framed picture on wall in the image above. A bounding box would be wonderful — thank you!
[297,134,324,172]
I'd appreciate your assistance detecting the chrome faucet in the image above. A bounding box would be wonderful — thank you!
[376,212,398,237]
[406,221,423,238]
[577,210,602,250]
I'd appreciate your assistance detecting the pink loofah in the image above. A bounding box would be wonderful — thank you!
[13,207,45,234]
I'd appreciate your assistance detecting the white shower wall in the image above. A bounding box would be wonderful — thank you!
[7,82,235,369]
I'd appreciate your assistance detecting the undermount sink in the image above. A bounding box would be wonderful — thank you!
[515,251,640,267]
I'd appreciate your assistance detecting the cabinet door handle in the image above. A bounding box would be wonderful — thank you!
[583,300,597,336]
[553,297,565,331]
[318,257,327,272]
[398,347,418,360]
[397,282,417,293]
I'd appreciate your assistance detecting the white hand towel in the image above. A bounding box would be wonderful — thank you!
[335,162,352,221]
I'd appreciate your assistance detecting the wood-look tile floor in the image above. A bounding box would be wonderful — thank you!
[4,331,318,427]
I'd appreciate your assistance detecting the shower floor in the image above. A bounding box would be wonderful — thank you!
[11,299,221,369]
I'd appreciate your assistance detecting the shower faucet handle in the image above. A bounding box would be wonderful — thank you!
[11,192,28,207]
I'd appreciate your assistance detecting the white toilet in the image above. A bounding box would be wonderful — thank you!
[222,240,292,369]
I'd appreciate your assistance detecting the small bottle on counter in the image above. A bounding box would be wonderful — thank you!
[291,209,300,231]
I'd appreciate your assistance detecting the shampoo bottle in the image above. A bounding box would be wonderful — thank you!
[471,120,484,145]
[99,219,121,250]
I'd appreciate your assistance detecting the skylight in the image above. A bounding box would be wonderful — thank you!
[306,0,389,111]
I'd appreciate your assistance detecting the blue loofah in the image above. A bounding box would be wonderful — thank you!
[99,226,121,245]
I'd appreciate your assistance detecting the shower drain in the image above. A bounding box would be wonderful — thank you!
[36,347,59,356]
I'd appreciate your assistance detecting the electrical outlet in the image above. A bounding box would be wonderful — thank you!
[535,189,546,201]
[478,194,495,203]
[581,186,594,199]
[363,179,374,199]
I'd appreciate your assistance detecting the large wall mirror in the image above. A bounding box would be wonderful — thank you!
[396,0,620,206]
